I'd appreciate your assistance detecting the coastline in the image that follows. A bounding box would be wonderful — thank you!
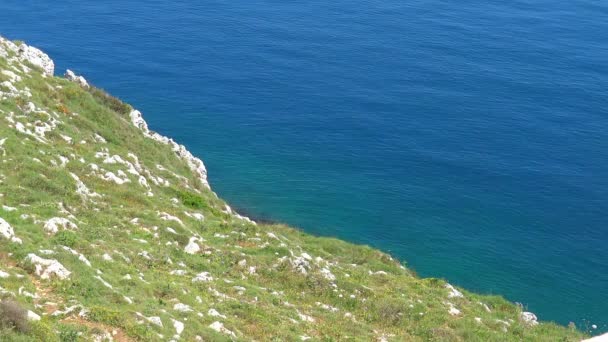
[0,35,598,340]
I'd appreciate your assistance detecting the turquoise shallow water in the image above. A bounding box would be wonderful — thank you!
[2,0,607,330]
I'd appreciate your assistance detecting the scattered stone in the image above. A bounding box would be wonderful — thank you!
[70,173,101,200]
[184,237,201,254]
[172,318,184,335]
[297,311,315,323]
[148,316,163,327]
[159,212,184,226]
[94,275,113,289]
[320,267,336,281]
[445,284,464,298]
[192,272,213,283]
[43,217,77,234]
[184,211,205,221]
[208,309,226,319]
[27,310,41,321]
[208,321,236,337]
[447,302,461,316]
[174,303,193,313]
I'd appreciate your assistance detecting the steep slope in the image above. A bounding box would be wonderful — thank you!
[0,36,587,341]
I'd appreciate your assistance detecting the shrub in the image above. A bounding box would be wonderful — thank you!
[58,324,80,342]
[177,190,205,209]
[372,299,405,326]
[88,307,124,326]
[87,87,131,115]
[0,299,30,333]
[54,230,78,248]
[29,321,57,341]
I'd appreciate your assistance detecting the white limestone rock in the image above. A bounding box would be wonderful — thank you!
[447,302,461,316]
[64,69,89,88]
[129,109,209,188]
[208,308,226,319]
[291,255,311,274]
[208,321,236,338]
[445,283,464,298]
[135,312,163,327]
[173,303,193,313]
[159,212,184,226]
[184,211,205,221]
[192,272,213,283]
[0,217,22,244]
[94,275,113,289]
[17,43,54,76]
[297,311,315,323]
[184,237,201,254]
[27,310,41,321]
[43,217,78,234]
[70,173,101,200]
[320,267,336,281]
[61,246,91,267]
[171,318,184,335]
[101,171,130,185]
[25,253,71,280]
[520,311,538,326]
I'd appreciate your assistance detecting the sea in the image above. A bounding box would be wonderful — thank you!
[1,0,607,331]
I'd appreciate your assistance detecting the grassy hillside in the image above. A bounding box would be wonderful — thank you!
[0,36,587,341]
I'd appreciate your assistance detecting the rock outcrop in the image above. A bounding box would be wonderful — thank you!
[0,36,54,76]
[0,217,22,244]
[64,69,89,88]
[129,109,210,188]
[25,254,71,280]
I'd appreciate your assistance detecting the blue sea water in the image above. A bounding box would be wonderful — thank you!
[2,0,607,330]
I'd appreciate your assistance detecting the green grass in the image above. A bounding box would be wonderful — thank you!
[0,37,590,341]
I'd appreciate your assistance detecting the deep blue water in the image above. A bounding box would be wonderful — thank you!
[2,0,607,331]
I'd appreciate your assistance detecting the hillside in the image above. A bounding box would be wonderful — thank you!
[0,36,589,341]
